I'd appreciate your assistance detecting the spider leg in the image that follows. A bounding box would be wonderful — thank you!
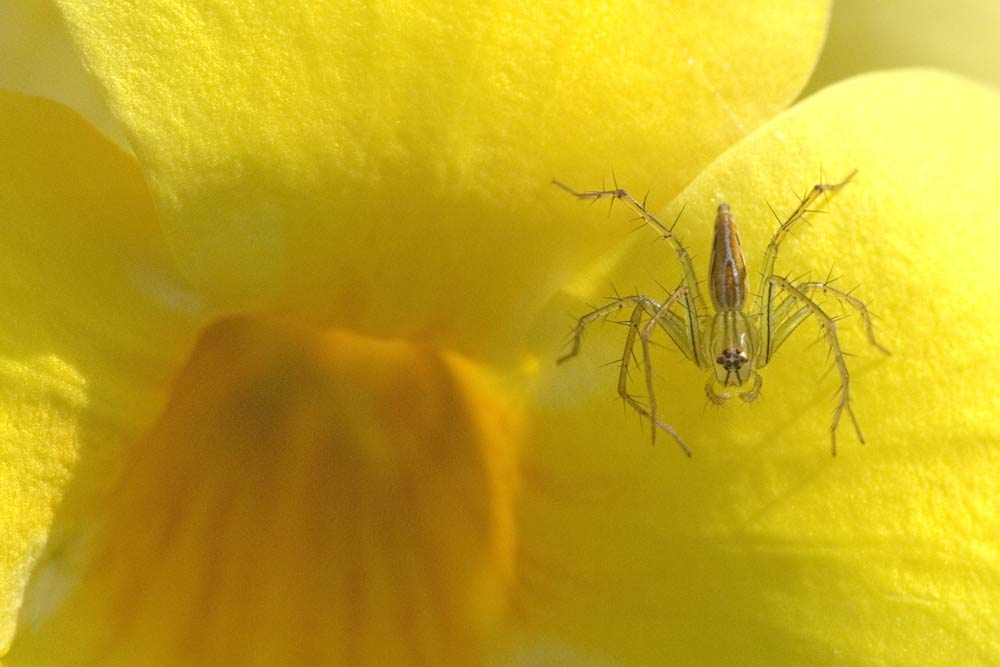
[557,288,694,454]
[637,287,691,449]
[558,291,696,365]
[739,371,764,402]
[616,300,691,456]
[797,282,890,355]
[765,281,891,360]
[757,170,857,359]
[553,179,708,367]
[558,296,659,365]
[704,378,730,406]
[766,275,863,456]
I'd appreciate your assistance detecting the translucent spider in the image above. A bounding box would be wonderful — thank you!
[554,170,889,457]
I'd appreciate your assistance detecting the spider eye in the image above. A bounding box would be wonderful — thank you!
[716,347,748,371]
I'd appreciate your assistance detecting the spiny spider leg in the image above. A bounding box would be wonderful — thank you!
[769,281,892,358]
[758,170,858,361]
[798,283,890,355]
[766,275,862,456]
[639,288,690,448]
[552,179,707,367]
[765,169,858,271]
[558,294,693,365]
[617,296,692,456]
[559,289,693,454]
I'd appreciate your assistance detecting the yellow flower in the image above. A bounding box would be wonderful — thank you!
[1,2,999,666]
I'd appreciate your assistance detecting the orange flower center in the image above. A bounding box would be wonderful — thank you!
[14,316,520,666]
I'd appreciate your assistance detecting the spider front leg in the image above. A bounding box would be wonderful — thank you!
[756,170,857,360]
[765,275,863,456]
[552,179,707,366]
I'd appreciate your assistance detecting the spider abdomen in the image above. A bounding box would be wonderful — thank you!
[708,203,748,311]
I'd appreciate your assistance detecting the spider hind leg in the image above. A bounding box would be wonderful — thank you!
[766,275,865,456]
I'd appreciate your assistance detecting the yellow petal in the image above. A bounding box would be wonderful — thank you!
[0,1,127,147]
[7,317,520,666]
[522,70,1000,664]
[0,92,204,653]
[54,0,830,356]
[807,0,1000,94]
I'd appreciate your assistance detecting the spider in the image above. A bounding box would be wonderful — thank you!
[554,170,889,457]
